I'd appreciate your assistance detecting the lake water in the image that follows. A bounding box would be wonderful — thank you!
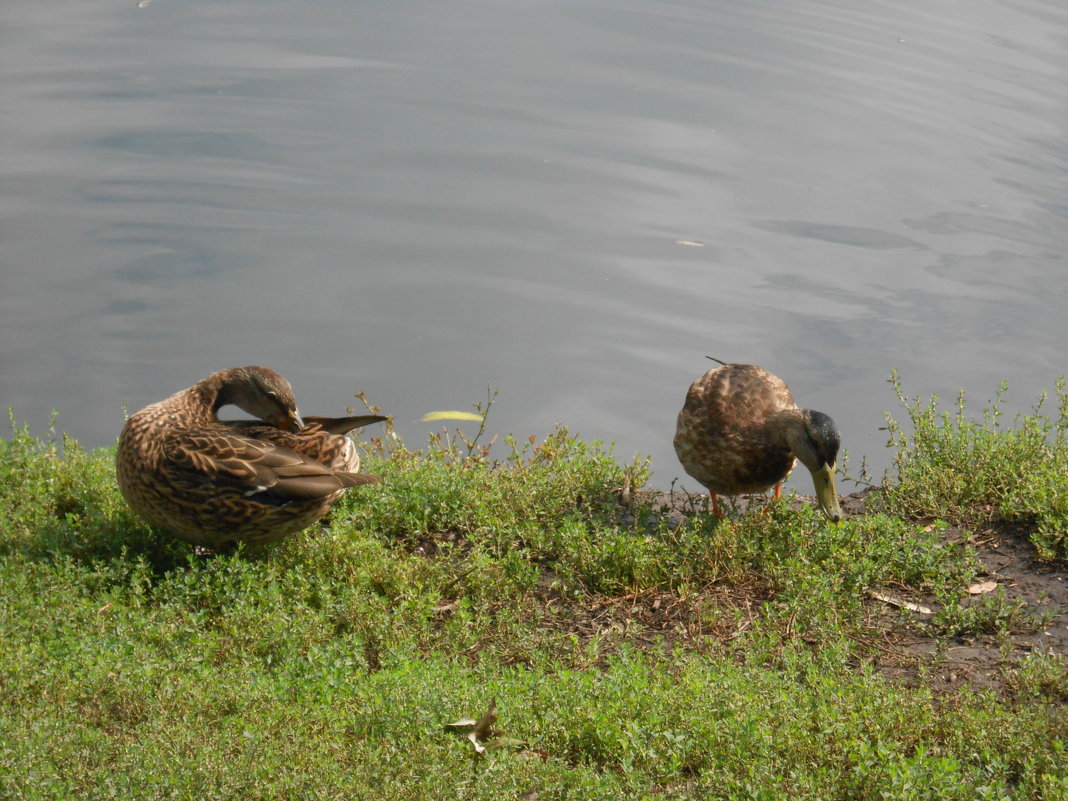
[2,0,1065,492]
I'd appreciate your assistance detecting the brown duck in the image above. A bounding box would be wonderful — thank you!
[673,359,842,521]
[116,366,387,547]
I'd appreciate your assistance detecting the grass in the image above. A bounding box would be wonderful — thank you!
[1,376,1066,800]
[880,371,1068,560]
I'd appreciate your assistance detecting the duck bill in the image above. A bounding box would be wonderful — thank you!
[811,463,843,523]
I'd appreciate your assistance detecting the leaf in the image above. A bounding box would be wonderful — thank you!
[967,580,998,595]
[445,699,500,757]
[468,731,487,754]
[421,411,485,422]
[472,698,498,740]
[444,716,478,730]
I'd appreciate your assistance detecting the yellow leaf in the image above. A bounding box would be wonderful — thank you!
[421,411,484,422]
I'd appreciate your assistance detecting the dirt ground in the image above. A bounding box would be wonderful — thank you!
[416,487,1066,696]
[514,487,1059,700]
[884,518,1067,695]
[626,487,1068,696]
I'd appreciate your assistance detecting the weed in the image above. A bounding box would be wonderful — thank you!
[931,588,1053,640]
[881,373,1068,558]
[1004,651,1068,703]
[1,398,1065,799]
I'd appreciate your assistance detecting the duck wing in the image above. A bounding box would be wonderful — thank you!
[164,429,377,504]
[228,416,384,473]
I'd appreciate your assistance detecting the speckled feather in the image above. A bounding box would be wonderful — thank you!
[673,363,801,495]
[116,367,386,547]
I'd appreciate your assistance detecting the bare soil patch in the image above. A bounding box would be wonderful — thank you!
[412,488,1066,694]
[641,487,1068,695]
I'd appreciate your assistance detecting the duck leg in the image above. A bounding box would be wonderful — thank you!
[773,483,782,500]
[710,492,724,519]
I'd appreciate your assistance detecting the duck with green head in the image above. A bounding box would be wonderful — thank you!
[673,359,843,521]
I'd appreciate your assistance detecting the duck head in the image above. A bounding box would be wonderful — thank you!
[215,366,305,432]
[785,410,843,523]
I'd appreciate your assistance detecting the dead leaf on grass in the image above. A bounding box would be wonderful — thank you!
[967,581,998,595]
[467,730,488,754]
[444,716,479,730]
[472,699,498,739]
[447,699,518,756]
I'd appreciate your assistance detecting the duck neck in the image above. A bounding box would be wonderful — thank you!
[764,408,807,447]
[189,370,238,421]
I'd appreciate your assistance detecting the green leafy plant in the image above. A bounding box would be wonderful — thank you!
[881,373,1068,558]
[2,397,1066,800]
[931,588,1052,640]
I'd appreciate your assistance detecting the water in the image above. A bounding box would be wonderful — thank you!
[2,0,1065,491]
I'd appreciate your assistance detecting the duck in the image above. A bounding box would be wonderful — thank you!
[116,366,387,547]
[673,358,842,522]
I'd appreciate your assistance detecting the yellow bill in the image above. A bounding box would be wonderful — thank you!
[810,462,843,523]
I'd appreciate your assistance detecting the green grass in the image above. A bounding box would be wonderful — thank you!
[1,379,1066,800]
[880,372,1068,559]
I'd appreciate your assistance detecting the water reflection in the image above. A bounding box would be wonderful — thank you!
[1,0,1065,492]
